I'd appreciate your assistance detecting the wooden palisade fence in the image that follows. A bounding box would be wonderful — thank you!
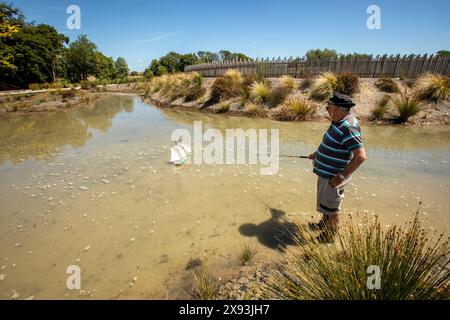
[184,54,450,78]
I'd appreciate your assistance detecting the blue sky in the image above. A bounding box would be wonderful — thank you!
[11,0,450,71]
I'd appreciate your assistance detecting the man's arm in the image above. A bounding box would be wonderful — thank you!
[329,147,367,187]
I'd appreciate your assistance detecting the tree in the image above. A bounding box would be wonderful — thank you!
[436,50,450,57]
[114,57,128,79]
[178,53,199,71]
[197,51,220,63]
[305,49,338,60]
[95,52,116,80]
[2,23,68,86]
[64,34,98,82]
[219,50,252,62]
[0,9,19,74]
[340,52,371,59]
[159,51,181,73]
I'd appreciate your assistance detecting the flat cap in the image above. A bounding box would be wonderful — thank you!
[329,93,355,108]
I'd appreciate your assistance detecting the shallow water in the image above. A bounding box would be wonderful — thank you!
[0,95,449,299]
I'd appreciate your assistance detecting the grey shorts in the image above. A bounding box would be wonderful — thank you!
[316,176,349,216]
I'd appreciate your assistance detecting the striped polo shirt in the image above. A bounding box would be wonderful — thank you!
[313,113,363,178]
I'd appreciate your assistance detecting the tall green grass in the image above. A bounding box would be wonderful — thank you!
[372,95,390,120]
[194,266,218,300]
[240,244,258,265]
[391,90,421,123]
[262,210,449,300]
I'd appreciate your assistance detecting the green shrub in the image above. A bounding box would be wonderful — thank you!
[310,72,338,101]
[391,90,421,123]
[336,72,359,96]
[375,77,400,93]
[262,211,450,300]
[372,95,390,120]
[414,73,449,102]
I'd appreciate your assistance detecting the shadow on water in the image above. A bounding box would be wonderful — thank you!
[239,207,307,252]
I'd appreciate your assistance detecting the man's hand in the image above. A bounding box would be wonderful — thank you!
[308,152,316,160]
[329,174,344,188]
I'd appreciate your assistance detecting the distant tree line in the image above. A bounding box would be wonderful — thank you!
[0,2,129,88]
[143,50,253,77]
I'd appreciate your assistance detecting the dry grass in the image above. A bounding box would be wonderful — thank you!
[262,210,450,300]
[250,81,271,104]
[244,102,267,117]
[414,73,449,102]
[336,72,359,96]
[210,72,243,102]
[310,72,338,101]
[375,77,400,93]
[270,96,314,121]
[280,75,298,91]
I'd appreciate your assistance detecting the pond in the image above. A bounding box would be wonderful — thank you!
[0,94,449,299]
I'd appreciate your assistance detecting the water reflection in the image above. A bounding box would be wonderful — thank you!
[0,95,134,164]
[161,108,450,151]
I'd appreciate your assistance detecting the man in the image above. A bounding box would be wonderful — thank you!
[309,93,367,243]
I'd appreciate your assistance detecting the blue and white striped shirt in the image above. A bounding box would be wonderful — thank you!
[313,113,363,178]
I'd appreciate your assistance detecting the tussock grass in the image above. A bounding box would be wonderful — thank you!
[240,244,257,265]
[372,95,390,120]
[336,72,359,96]
[391,90,421,123]
[145,72,205,102]
[250,81,271,104]
[280,75,298,91]
[299,78,313,91]
[210,71,243,102]
[263,210,450,300]
[214,103,230,114]
[224,69,243,84]
[375,77,400,93]
[414,73,449,102]
[310,72,338,101]
[194,266,218,300]
[244,102,267,117]
[270,96,314,121]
